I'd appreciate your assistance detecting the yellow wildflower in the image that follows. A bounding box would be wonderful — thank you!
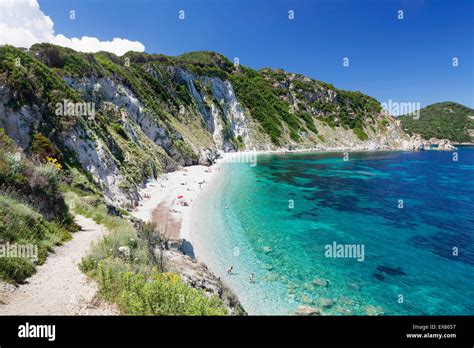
[46,157,63,172]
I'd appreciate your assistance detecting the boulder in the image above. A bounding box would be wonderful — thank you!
[409,135,426,150]
[199,148,221,166]
[295,305,321,316]
[262,246,273,254]
[318,297,335,309]
[437,139,457,151]
[312,277,329,287]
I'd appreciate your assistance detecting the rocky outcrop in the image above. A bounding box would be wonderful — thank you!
[172,68,265,151]
[64,126,135,206]
[161,248,246,315]
[436,138,457,151]
[0,85,43,149]
[64,77,177,155]
[422,137,457,150]
[404,134,429,151]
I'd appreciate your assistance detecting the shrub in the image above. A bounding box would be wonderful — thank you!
[193,79,202,93]
[117,269,227,315]
[0,194,73,283]
[5,152,23,176]
[30,132,58,160]
[178,84,192,105]
[235,135,245,150]
[292,79,314,92]
[110,123,129,140]
[0,257,36,284]
[289,130,300,141]
[35,162,61,188]
[353,127,369,141]
[298,112,318,134]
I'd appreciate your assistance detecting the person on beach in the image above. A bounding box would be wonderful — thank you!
[227,266,233,275]
[249,273,255,283]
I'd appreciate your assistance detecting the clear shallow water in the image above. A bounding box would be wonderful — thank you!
[192,147,474,315]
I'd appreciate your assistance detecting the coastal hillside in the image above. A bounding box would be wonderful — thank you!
[0,115,242,316]
[0,128,76,284]
[399,102,474,143]
[0,44,417,207]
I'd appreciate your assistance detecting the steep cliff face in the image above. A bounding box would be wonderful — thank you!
[0,44,417,206]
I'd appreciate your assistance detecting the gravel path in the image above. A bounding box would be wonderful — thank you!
[0,215,118,315]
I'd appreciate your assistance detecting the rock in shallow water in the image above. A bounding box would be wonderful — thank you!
[318,297,335,309]
[262,246,273,254]
[348,282,361,291]
[376,265,407,276]
[365,305,384,316]
[295,305,321,316]
[312,277,329,287]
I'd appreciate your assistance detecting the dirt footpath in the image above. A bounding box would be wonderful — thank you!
[0,215,118,315]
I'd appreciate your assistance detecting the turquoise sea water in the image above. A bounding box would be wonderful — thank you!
[192,147,474,315]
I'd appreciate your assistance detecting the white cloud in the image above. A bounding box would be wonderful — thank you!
[52,35,145,56]
[0,0,145,56]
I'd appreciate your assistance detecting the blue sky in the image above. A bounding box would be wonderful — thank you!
[39,0,473,110]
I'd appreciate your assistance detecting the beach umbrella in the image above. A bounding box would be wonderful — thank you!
[177,195,184,199]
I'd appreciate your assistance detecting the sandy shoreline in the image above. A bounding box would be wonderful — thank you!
[131,160,224,246]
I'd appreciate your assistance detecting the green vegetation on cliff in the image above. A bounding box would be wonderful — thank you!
[399,102,474,143]
[1,44,386,152]
[258,68,382,143]
[229,67,299,144]
[0,129,74,283]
